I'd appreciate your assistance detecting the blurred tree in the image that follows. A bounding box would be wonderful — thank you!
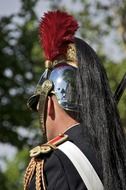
[3,149,29,190]
[0,0,126,189]
[0,0,43,189]
[0,0,43,148]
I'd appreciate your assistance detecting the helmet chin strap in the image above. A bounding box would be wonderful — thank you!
[38,80,53,144]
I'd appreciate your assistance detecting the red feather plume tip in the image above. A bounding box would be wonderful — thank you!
[39,10,78,61]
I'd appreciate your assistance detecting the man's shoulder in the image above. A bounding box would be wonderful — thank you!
[29,134,68,158]
[26,134,70,190]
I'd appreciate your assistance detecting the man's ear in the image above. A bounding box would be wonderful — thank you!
[47,96,55,117]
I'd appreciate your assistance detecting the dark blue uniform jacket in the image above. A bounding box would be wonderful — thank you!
[29,124,103,190]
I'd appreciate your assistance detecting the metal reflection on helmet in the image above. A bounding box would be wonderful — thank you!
[27,63,78,112]
[49,64,78,111]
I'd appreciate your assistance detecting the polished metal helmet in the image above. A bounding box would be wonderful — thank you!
[27,62,78,112]
[27,10,79,113]
[27,11,79,142]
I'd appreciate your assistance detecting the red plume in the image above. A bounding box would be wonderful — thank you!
[39,10,78,61]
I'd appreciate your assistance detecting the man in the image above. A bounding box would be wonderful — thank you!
[24,11,126,190]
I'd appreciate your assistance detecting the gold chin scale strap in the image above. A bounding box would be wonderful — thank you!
[38,80,53,144]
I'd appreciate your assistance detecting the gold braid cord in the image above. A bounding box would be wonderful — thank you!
[24,158,36,190]
[24,158,46,190]
[41,160,46,190]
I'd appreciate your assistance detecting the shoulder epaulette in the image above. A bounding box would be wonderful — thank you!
[30,134,68,158]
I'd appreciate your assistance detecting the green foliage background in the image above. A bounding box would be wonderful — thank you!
[0,0,126,189]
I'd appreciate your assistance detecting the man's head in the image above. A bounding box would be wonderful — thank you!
[27,10,114,145]
[27,11,80,142]
[38,63,80,140]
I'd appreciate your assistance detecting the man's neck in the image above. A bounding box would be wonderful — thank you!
[63,122,80,133]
